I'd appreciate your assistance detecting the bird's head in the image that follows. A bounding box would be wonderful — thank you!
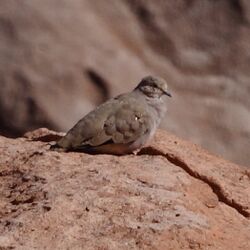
[135,76,172,99]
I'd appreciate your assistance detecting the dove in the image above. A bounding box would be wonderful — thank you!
[51,76,171,155]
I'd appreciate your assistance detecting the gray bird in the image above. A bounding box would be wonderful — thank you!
[51,76,171,155]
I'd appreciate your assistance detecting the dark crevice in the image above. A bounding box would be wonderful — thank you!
[0,71,56,138]
[138,146,249,218]
[0,17,19,42]
[125,0,178,62]
[85,69,110,103]
[228,0,246,23]
[29,134,63,142]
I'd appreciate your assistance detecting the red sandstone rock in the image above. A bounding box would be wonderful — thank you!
[0,128,249,249]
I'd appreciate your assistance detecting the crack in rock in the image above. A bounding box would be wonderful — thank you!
[138,147,249,218]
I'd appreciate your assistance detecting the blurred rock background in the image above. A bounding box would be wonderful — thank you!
[0,0,249,166]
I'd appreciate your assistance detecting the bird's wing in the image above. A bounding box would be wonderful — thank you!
[102,103,152,144]
[80,101,152,148]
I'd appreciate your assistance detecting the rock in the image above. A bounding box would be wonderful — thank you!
[23,128,66,142]
[0,128,249,249]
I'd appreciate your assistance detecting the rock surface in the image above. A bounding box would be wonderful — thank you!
[0,0,250,166]
[0,128,249,249]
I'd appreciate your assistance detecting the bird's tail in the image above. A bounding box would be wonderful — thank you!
[49,135,70,152]
[49,143,66,152]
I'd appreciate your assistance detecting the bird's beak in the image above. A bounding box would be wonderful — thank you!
[163,90,172,97]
